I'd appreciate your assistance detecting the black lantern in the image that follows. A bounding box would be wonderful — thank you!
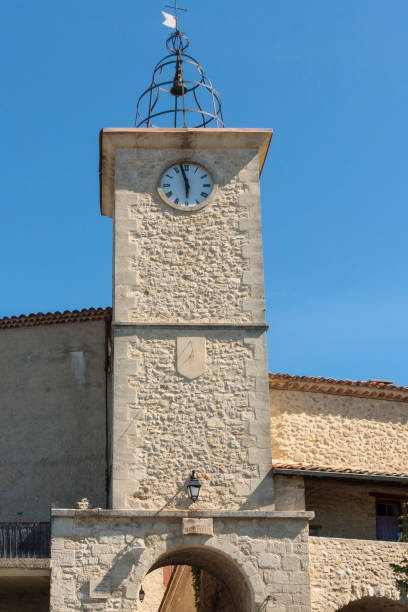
[139,586,145,602]
[187,470,201,502]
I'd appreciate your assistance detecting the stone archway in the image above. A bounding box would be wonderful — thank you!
[338,597,408,611]
[143,545,254,612]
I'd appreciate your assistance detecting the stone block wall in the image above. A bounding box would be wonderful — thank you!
[50,512,311,612]
[113,147,265,324]
[306,480,408,540]
[270,389,408,473]
[309,536,408,611]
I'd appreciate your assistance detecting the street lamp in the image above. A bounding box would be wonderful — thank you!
[187,471,201,502]
[139,586,145,602]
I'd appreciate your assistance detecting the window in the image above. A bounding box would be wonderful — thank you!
[376,499,401,541]
[309,524,322,537]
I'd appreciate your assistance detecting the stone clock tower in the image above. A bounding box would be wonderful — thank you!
[101,127,272,513]
[50,26,312,612]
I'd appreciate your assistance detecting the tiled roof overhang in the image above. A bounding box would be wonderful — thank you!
[269,372,408,403]
[273,463,408,484]
[0,307,112,330]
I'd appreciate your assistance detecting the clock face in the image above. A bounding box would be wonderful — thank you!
[159,162,214,210]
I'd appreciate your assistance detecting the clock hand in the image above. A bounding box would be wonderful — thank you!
[179,164,190,199]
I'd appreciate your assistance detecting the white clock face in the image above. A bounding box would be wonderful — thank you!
[159,162,214,210]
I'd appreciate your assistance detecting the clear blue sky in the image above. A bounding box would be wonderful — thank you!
[1,1,407,384]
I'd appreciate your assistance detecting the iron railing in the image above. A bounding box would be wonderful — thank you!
[0,522,50,559]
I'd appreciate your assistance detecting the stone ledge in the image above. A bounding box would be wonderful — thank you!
[0,558,50,576]
[113,322,269,330]
[52,509,314,520]
[0,558,50,568]
[310,536,408,547]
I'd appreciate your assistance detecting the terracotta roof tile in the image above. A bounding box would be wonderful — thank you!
[0,307,112,330]
[269,372,408,403]
[273,463,408,481]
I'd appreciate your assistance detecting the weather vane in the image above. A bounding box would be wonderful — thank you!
[162,0,187,32]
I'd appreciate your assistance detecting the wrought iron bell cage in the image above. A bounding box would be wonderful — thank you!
[135,30,225,129]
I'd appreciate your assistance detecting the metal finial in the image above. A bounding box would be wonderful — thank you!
[135,10,225,129]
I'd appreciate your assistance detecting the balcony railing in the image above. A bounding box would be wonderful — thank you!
[0,523,50,559]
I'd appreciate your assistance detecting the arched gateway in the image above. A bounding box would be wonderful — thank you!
[145,546,254,611]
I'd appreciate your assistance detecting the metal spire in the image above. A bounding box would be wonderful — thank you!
[135,5,225,128]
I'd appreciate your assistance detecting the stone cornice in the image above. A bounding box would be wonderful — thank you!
[99,127,273,218]
[51,509,314,520]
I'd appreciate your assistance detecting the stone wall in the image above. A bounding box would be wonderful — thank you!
[159,566,196,612]
[138,567,166,611]
[111,328,271,510]
[200,570,235,612]
[270,389,408,474]
[274,476,306,511]
[0,320,107,521]
[50,511,311,612]
[309,536,408,611]
[114,147,264,324]
[306,480,408,540]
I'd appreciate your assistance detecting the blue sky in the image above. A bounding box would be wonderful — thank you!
[1,1,407,384]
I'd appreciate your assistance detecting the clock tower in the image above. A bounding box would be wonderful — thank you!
[101,126,273,512]
[50,23,313,612]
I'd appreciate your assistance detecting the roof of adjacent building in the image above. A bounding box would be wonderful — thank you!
[273,463,408,484]
[0,307,112,329]
[1,308,407,401]
[269,372,408,402]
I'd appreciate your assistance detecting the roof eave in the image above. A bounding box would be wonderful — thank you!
[273,467,408,485]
